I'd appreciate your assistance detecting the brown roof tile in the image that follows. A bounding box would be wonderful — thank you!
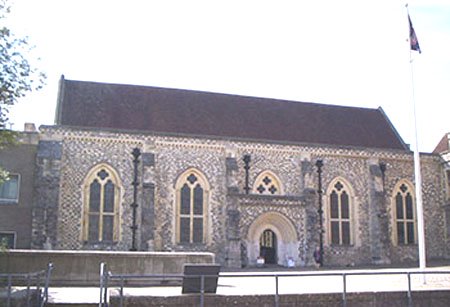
[432,133,450,154]
[55,77,408,150]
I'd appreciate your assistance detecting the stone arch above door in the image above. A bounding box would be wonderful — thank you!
[246,212,298,266]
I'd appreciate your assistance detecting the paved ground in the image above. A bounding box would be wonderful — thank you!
[44,265,450,304]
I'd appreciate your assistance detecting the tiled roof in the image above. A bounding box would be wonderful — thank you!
[433,133,450,154]
[55,77,408,150]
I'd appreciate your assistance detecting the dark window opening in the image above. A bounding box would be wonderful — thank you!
[0,174,19,202]
[0,233,15,249]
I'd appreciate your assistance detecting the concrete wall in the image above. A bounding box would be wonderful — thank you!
[0,250,215,286]
[0,290,40,307]
[110,291,450,307]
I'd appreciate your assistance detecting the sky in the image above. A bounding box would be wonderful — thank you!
[4,0,450,153]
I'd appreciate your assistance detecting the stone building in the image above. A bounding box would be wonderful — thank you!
[433,132,450,252]
[0,124,39,249]
[29,76,449,267]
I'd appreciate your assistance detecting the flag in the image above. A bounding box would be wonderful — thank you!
[408,14,421,53]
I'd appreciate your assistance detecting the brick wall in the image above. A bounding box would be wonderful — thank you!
[110,291,450,307]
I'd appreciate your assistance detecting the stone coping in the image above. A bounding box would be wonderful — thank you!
[3,249,215,257]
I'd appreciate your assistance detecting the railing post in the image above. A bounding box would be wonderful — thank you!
[103,271,110,307]
[36,270,42,306]
[275,275,279,307]
[26,273,31,306]
[99,262,106,307]
[120,277,124,307]
[104,272,109,306]
[7,274,12,307]
[41,263,53,307]
[407,272,412,307]
[342,273,347,307]
[200,275,205,307]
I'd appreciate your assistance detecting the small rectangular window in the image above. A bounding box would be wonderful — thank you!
[397,222,405,245]
[103,181,115,213]
[180,218,190,243]
[193,217,203,243]
[0,232,16,249]
[88,215,99,242]
[0,174,20,203]
[396,194,404,219]
[331,222,340,244]
[102,216,114,241]
[180,185,191,215]
[342,222,350,245]
[89,180,101,212]
[340,192,349,219]
[193,185,203,215]
[330,192,339,219]
[405,194,414,219]
[406,222,415,244]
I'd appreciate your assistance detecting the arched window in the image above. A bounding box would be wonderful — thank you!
[175,169,209,244]
[327,178,353,245]
[393,181,416,245]
[82,164,121,243]
[253,171,283,195]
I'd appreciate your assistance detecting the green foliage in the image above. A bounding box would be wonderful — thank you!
[0,128,15,184]
[0,237,9,252]
[0,0,44,179]
[0,167,8,183]
[0,0,46,129]
[0,128,16,149]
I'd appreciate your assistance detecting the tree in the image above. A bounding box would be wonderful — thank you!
[0,0,45,180]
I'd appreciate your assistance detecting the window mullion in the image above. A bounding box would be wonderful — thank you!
[404,220,407,245]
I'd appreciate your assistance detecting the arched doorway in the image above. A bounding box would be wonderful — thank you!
[247,212,298,266]
[260,229,277,264]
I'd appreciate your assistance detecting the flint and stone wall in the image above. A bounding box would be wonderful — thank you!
[31,126,448,268]
[32,140,62,249]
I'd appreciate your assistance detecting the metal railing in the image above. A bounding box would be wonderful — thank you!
[0,263,53,307]
[99,263,450,307]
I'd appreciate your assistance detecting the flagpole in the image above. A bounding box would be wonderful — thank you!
[406,3,426,271]
[410,51,426,271]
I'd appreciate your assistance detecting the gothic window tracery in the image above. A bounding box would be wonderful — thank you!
[176,169,209,244]
[393,181,416,245]
[82,164,121,243]
[253,172,282,195]
[327,179,353,245]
